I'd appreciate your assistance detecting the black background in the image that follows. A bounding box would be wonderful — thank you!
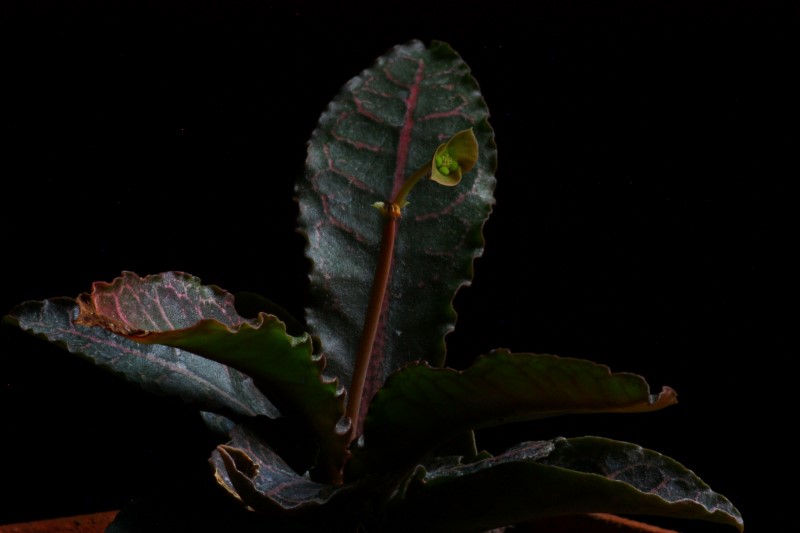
[1,7,796,532]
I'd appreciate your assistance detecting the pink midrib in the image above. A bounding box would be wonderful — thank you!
[390,60,424,199]
[358,58,425,430]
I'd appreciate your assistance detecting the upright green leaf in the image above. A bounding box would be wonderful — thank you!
[351,350,676,476]
[388,437,743,532]
[297,40,497,407]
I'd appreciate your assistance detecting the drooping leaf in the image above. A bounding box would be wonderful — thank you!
[73,271,350,481]
[4,297,278,420]
[351,350,676,476]
[209,424,349,514]
[387,437,743,532]
[297,40,497,412]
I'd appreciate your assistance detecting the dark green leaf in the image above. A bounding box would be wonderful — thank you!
[388,437,743,532]
[74,271,350,481]
[4,297,278,419]
[352,350,676,475]
[297,40,497,410]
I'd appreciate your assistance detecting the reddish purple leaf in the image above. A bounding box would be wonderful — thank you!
[74,270,244,334]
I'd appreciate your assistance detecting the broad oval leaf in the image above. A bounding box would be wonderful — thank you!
[74,271,350,482]
[351,350,676,476]
[4,297,279,419]
[297,40,497,415]
[388,437,743,532]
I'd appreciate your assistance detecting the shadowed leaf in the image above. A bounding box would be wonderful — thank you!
[297,39,497,420]
[352,350,676,475]
[4,297,278,419]
[388,437,743,532]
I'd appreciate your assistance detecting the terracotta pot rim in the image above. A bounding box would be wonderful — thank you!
[0,510,679,533]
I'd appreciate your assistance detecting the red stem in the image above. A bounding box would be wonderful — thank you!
[346,203,400,438]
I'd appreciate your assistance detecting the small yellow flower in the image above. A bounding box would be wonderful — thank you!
[430,128,479,186]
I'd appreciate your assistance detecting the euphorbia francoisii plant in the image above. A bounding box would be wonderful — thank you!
[4,40,743,532]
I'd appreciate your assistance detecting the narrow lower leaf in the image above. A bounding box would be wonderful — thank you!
[4,297,278,419]
[353,350,676,474]
[388,437,743,532]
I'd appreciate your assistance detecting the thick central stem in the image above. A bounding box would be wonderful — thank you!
[346,202,401,437]
[345,158,435,448]
[343,129,475,459]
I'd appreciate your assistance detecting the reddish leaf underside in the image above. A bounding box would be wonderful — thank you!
[74,270,244,333]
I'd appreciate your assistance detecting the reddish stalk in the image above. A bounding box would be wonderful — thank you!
[345,162,430,440]
[346,202,400,436]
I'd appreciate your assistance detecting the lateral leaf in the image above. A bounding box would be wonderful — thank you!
[388,437,743,532]
[353,350,676,475]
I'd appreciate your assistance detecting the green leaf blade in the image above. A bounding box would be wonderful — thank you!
[297,40,497,404]
[354,350,676,474]
[390,437,743,532]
